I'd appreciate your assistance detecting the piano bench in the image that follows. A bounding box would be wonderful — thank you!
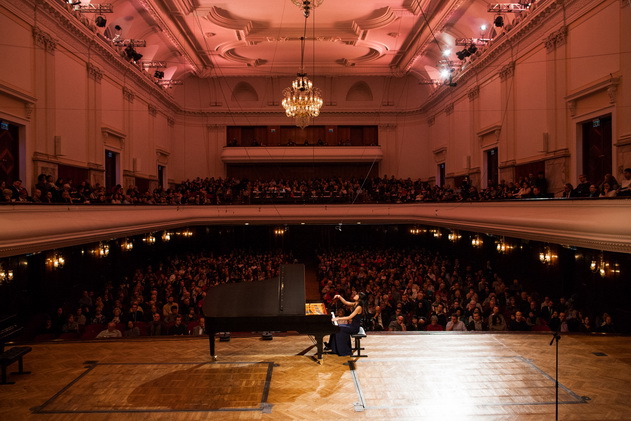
[0,346,32,385]
[351,327,367,358]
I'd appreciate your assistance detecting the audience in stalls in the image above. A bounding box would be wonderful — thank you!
[96,322,122,338]
[5,170,631,205]
[318,247,610,334]
[36,250,291,340]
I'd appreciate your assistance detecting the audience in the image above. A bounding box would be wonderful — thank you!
[317,247,611,335]
[5,171,630,206]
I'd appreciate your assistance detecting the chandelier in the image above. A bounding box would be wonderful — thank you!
[291,0,324,18]
[282,4,323,129]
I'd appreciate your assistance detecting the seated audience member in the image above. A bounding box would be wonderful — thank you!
[467,312,487,331]
[425,315,444,331]
[388,315,407,331]
[618,168,631,196]
[406,316,423,331]
[164,306,179,324]
[587,184,599,198]
[600,182,617,198]
[509,311,530,331]
[573,174,591,197]
[96,322,122,338]
[168,316,188,335]
[445,314,467,331]
[91,307,107,325]
[62,314,79,333]
[123,320,140,338]
[191,318,206,335]
[369,305,385,331]
[597,314,616,333]
[488,306,507,331]
[560,183,574,198]
[148,313,164,336]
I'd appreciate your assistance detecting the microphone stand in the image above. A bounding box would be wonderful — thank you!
[549,329,561,420]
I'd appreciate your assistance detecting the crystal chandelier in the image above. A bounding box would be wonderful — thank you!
[291,0,324,18]
[282,4,323,129]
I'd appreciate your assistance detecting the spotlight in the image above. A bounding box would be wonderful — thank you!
[440,69,450,79]
[132,52,143,62]
[456,50,467,60]
[154,70,164,79]
[494,15,504,28]
[95,16,107,27]
[442,49,451,57]
[480,24,488,31]
[468,44,477,55]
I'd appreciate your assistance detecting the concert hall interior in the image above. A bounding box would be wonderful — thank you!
[1,0,631,419]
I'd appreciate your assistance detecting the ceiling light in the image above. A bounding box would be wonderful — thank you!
[291,0,324,18]
[443,49,451,57]
[282,11,323,128]
[480,24,488,31]
[440,69,450,79]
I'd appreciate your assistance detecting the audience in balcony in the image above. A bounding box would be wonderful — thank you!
[4,169,631,205]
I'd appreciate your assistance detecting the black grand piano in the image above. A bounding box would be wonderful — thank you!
[203,264,339,361]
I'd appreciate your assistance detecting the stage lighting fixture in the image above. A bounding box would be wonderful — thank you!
[456,50,466,60]
[154,70,164,79]
[95,16,107,27]
[468,44,478,55]
[494,15,504,27]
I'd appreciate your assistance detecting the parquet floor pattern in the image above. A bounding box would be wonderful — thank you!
[0,333,629,420]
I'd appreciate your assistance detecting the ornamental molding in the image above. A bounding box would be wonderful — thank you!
[25,0,180,113]
[545,26,568,52]
[148,104,157,117]
[468,86,479,101]
[565,75,620,116]
[25,103,34,120]
[445,103,454,115]
[167,117,176,127]
[32,26,57,54]
[427,115,435,126]
[422,0,578,112]
[499,61,515,81]
[122,87,135,103]
[86,63,103,83]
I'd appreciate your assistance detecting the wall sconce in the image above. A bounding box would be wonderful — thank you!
[539,246,557,265]
[90,242,110,257]
[0,265,14,284]
[121,238,133,251]
[496,238,513,254]
[448,231,461,242]
[177,229,193,237]
[590,252,621,277]
[162,232,172,242]
[274,227,287,236]
[143,234,156,244]
[429,228,442,239]
[46,253,65,269]
[409,226,425,235]
[471,235,483,248]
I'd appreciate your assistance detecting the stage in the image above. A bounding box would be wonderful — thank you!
[0,333,629,420]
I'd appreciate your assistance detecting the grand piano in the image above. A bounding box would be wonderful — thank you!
[203,264,339,361]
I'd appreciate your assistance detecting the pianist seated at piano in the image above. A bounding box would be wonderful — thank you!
[327,293,366,356]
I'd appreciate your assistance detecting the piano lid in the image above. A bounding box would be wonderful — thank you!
[203,264,306,318]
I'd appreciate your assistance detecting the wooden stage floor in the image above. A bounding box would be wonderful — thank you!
[1,333,630,420]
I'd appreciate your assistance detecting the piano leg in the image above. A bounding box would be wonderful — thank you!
[208,331,217,361]
[314,334,324,362]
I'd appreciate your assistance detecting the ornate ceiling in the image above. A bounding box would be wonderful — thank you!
[88,0,501,82]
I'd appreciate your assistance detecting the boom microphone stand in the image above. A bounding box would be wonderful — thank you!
[549,329,561,420]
